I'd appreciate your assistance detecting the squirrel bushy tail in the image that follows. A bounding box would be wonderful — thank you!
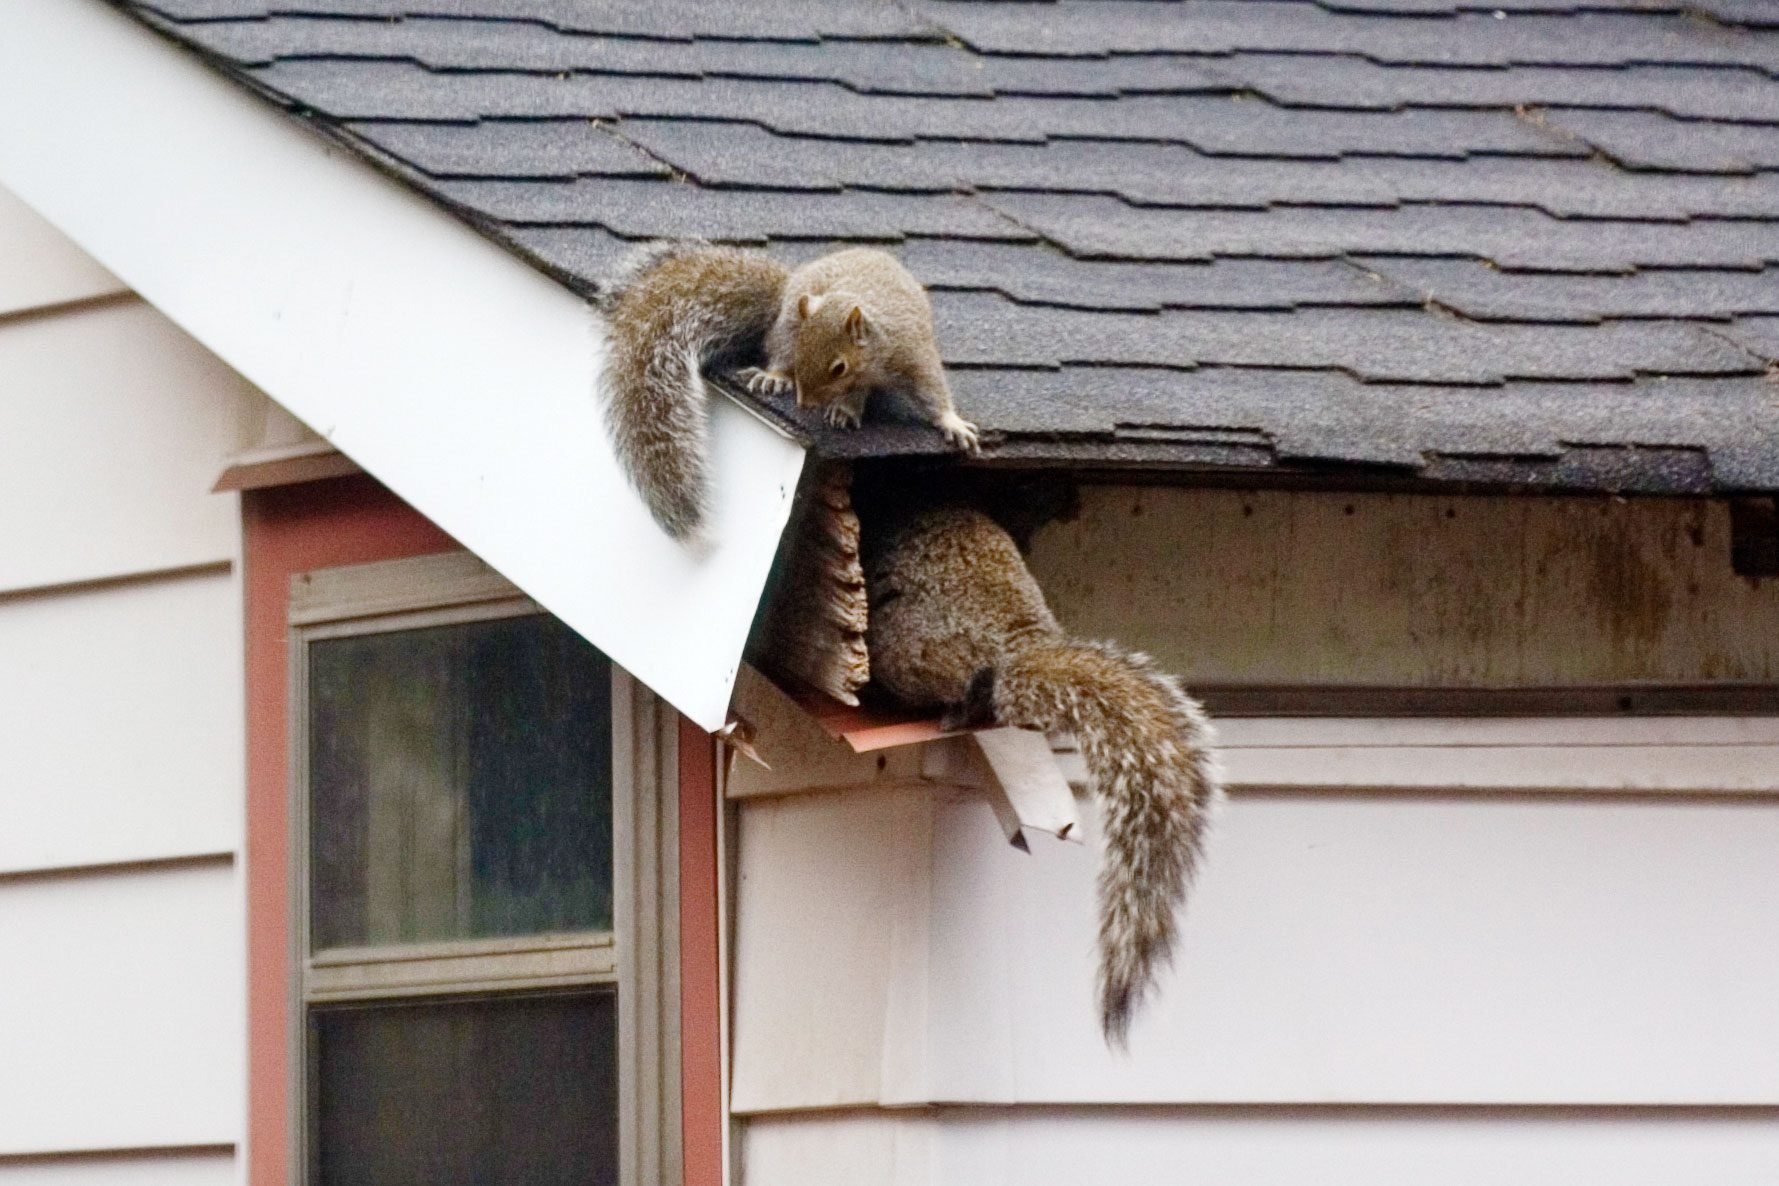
[992,637,1220,1046]
[594,241,788,540]
[860,501,1221,1045]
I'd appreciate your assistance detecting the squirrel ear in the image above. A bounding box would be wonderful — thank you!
[798,293,823,320]
[845,305,869,344]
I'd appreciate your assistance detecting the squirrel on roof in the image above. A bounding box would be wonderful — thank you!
[595,240,979,543]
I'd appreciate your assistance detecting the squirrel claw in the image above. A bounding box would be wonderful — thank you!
[940,414,981,454]
[741,367,794,397]
[823,403,864,430]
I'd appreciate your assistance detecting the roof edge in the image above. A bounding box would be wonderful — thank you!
[0,0,804,730]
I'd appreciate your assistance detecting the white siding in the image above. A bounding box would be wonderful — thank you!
[0,862,242,1154]
[0,181,245,1181]
[0,1154,235,1186]
[0,571,241,873]
[733,716,1779,1183]
[743,1109,1779,1186]
[0,184,122,318]
[736,772,1779,1110]
[0,297,252,594]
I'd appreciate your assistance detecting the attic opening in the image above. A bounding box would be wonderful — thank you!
[745,461,1779,734]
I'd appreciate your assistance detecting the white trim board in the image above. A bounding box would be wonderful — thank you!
[1052,717,1779,796]
[0,0,804,731]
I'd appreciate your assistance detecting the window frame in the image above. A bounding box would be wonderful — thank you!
[286,549,680,1186]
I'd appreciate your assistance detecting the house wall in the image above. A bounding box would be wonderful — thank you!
[0,183,259,1181]
[728,486,1779,1185]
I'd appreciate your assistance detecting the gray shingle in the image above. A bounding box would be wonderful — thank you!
[1542,108,1779,172]
[984,191,1779,271]
[896,241,1416,312]
[254,59,1591,156]
[950,365,1779,488]
[504,224,631,281]
[357,118,671,179]
[913,0,1779,73]
[175,16,1239,98]
[931,291,1758,381]
[613,122,1779,219]
[1722,316,1779,361]
[149,0,937,40]
[1304,0,1771,23]
[122,0,1779,496]
[431,177,1032,242]
[1214,55,1779,124]
[1362,258,1779,321]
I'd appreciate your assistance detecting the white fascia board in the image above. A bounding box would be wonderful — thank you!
[0,0,803,731]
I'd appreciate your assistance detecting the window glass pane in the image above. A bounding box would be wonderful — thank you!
[309,614,613,949]
[312,992,617,1186]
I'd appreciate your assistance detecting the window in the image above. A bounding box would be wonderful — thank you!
[289,552,680,1186]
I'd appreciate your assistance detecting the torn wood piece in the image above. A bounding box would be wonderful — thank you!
[785,685,995,753]
[726,666,930,799]
[921,728,1082,849]
[974,727,1083,846]
[746,461,870,707]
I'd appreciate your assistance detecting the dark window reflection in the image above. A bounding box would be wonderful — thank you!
[309,615,613,949]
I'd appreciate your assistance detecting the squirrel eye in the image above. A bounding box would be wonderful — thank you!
[829,358,849,379]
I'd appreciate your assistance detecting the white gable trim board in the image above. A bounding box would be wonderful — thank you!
[0,0,805,731]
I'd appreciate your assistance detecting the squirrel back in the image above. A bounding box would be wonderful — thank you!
[597,242,975,540]
[595,241,789,541]
[863,503,1221,1045]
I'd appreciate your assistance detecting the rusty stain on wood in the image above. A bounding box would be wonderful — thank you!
[1027,488,1779,688]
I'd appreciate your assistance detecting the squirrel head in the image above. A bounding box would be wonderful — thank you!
[791,293,871,408]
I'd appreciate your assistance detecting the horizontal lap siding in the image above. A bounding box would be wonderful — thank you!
[0,1152,236,1186]
[0,182,245,1179]
[0,296,250,595]
[927,788,1779,1105]
[0,572,241,873]
[0,863,242,1154]
[0,184,122,319]
[736,781,1779,1112]
[742,1109,1779,1186]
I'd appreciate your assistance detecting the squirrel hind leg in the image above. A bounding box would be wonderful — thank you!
[940,666,999,732]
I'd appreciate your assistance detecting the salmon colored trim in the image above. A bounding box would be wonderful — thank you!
[244,474,721,1186]
[242,475,457,1186]
[678,717,723,1186]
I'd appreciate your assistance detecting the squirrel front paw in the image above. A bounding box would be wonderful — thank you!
[823,403,864,430]
[740,367,794,397]
[939,412,981,454]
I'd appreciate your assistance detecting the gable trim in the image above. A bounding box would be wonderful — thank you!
[0,0,804,730]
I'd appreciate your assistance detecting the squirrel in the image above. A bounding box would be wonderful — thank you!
[595,241,979,541]
[860,501,1221,1046]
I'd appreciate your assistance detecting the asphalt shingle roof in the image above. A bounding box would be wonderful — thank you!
[123,0,1779,494]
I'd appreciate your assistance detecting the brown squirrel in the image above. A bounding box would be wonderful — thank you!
[861,501,1221,1046]
[595,241,979,541]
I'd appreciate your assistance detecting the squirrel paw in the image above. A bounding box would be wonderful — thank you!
[741,367,794,397]
[823,403,864,430]
[938,412,981,454]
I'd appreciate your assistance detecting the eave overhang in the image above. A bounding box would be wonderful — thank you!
[0,0,805,731]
